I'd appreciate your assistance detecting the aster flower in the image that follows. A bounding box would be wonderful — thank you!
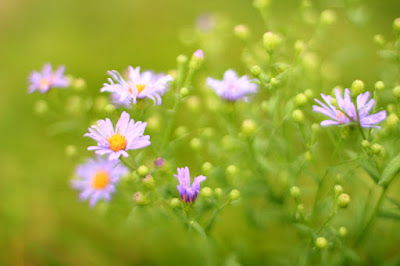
[28,63,69,93]
[174,167,206,203]
[71,157,128,207]
[101,66,173,106]
[206,69,258,101]
[313,88,386,128]
[85,111,150,160]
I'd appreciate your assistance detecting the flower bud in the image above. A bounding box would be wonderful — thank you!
[351,79,365,96]
[137,165,149,177]
[34,100,49,115]
[337,193,350,208]
[180,87,189,97]
[375,81,385,91]
[304,89,314,99]
[334,185,343,197]
[297,203,304,212]
[202,127,214,139]
[393,86,400,98]
[253,0,270,9]
[190,138,201,150]
[234,24,250,40]
[177,54,188,65]
[189,49,204,70]
[270,77,279,86]
[330,98,338,107]
[315,237,328,249]
[320,9,337,26]
[386,113,399,128]
[104,104,116,114]
[93,96,109,113]
[201,162,213,174]
[73,78,86,91]
[214,187,223,198]
[304,151,312,161]
[200,187,213,198]
[261,100,269,112]
[292,109,305,123]
[142,174,155,190]
[241,119,256,136]
[361,140,370,149]
[65,145,77,158]
[65,96,83,114]
[295,93,307,106]
[263,32,280,52]
[229,189,240,201]
[371,143,382,155]
[133,192,147,206]
[175,126,188,137]
[147,116,160,131]
[393,18,400,33]
[250,65,262,77]
[170,197,181,208]
[226,165,238,177]
[311,123,320,133]
[290,186,301,199]
[338,227,347,237]
[186,96,201,112]
[154,157,165,168]
[294,40,306,54]
[373,34,385,46]
[388,104,396,114]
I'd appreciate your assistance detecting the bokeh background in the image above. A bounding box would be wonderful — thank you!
[1,0,400,265]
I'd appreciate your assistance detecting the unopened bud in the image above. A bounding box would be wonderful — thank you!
[229,189,240,201]
[361,140,370,149]
[351,80,365,96]
[154,157,165,168]
[190,138,201,150]
[294,40,306,54]
[202,162,213,174]
[338,227,347,237]
[104,104,116,114]
[386,113,399,128]
[295,93,308,106]
[170,197,180,208]
[312,123,320,133]
[290,186,301,199]
[241,119,256,136]
[371,144,382,155]
[320,9,337,26]
[234,24,250,40]
[292,109,305,123]
[304,89,314,99]
[133,192,147,206]
[334,185,343,196]
[393,18,400,33]
[375,81,385,91]
[315,237,328,249]
[263,32,280,52]
[202,127,214,139]
[137,165,149,177]
[73,78,86,91]
[180,87,189,97]
[337,193,350,208]
[65,145,77,158]
[175,126,188,137]
[226,165,238,177]
[186,96,201,112]
[147,116,160,131]
[373,34,385,46]
[214,187,223,198]
[200,187,213,198]
[253,0,270,9]
[177,54,188,65]
[393,86,400,98]
[305,151,312,161]
[142,174,155,190]
[297,203,304,212]
[250,65,262,77]
[93,96,109,112]
[189,49,204,70]
[34,100,49,115]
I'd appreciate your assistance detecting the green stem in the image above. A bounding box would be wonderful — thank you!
[204,200,231,233]
[120,156,136,171]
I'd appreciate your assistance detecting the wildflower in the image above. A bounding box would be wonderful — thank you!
[85,111,150,160]
[71,157,128,207]
[154,157,165,168]
[206,70,258,101]
[313,89,387,128]
[28,63,69,93]
[174,167,206,203]
[101,66,173,106]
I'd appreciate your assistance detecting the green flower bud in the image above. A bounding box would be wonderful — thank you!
[175,126,188,137]
[263,31,280,52]
[65,96,83,114]
[104,104,116,114]
[393,86,400,98]
[73,78,86,91]
[386,113,399,128]
[304,89,314,99]
[180,87,189,97]
[261,100,269,112]
[147,116,160,131]
[371,143,382,155]
[201,162,213,174]
[189,49,204,70]
[295,93,308,106]
[142,174,155,190]
[270,77,279,86]
[34,100,49,115]
[234,24,250,40]
[320,9,337,26]
[312,123,320,133]
[202,127,215,139]
[65,145,77,158]
[93,96,109,113]
[170,197,181,208]
[229,189,240,201]
[294,40,306,54]
[351,79,365,96]
[361,140,370,149]
[190,138,201,150]
[375,81,385,91]
[297,203,304,212]
[137,165,149,177]
[292,109,305,124]
[250,65,262,77]
[226,165,238,177]
[241,119,256,136]
[177,54,188,65]
[186,96,201,112]
[388,104,396,114]
[334,185,343,197]
[393,18,400,32]
[338,227,347,237]
[304,151,312,161]
[253,0,270,9]
[337,193,350,208]
[315,237,328,249]
[214,187,223,198]
[290,186,301,199]
[373,34,385,46]
[133,192,147,206]
[200,187,213,198]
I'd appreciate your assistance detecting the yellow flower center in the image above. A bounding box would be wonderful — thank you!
[39,78,50,91]
[91,170,110,190]
[336,110,345,123]
[128,84,146,95]
[107,133,127,151]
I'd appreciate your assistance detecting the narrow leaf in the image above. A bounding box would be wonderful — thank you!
[358,159,380,183]
[378,153,400,186]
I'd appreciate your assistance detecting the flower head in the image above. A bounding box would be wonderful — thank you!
[206,69,258,101]
[85,111,150,160]
[313,88,386,128]
[28,63,69,93]
[71,157,128,207]
[174,167,206,203]
[101,66,173,106]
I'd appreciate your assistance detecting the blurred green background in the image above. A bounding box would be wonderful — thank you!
[1,0,400,264]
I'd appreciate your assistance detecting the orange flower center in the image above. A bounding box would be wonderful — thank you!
[336,110,345,123]
[91,170,110,190]
[39,78,50,91]
[107,134,127,151]
[128,84,146,95]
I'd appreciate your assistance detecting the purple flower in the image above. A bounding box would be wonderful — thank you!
[313,88,387,128]
[193,49,204,59]
[28,63,70,93]
[196,14,216,32]
[206,70,258,101]
[154,157,165,168]
[85,111,150,160]
[101,66,173,106]
[71,157,128,207]
[174,167,206,203]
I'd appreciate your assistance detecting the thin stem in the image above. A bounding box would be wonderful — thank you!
[120,156,136,171]
[204,200,231,233]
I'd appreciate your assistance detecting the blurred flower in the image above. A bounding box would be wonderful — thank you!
[174,167,206,203]
[313,89,386,128]
[71,157,128,207]
[154,157,165,168]
[85,111,150,160]
[206,70,258,101]
[28,63,69,93]
[101,66,173,106]
[196,13,216,32]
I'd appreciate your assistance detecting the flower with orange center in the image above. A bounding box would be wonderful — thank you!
[107,134,127,151]
[28,63,70,93]
[91,170,110,190]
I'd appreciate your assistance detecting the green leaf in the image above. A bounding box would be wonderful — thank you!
[378,209,400,220]
[378,153,400,186]
[358,159,380,183]
[386,196,400,209]
[342,247,362,262]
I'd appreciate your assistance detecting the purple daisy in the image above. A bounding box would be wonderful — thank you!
[101,66,173,106]
[71,157,129,207]
[28,63,70,93]
[85,111,151,160]
[206,69,258,101]
[174,167,206,203]
[313,88,386,128]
